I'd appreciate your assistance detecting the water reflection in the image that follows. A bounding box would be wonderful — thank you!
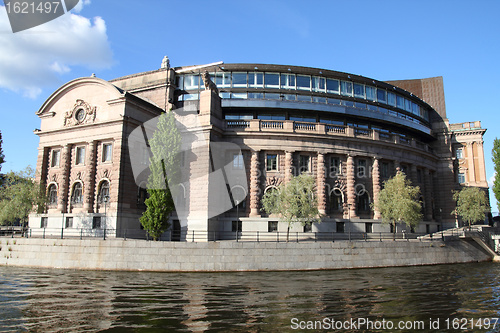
[0,263,499,332]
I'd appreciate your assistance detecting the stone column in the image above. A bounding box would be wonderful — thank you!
[249,150,261,217]
[83,141,97,213]
[424,168,433,221]
[372,157,381,220]
[466,142,476,183]
[410,164,418,185]
[346,155,358,219]
[285,151,294,184]
[317,153,326,215]
[57,144,72,213]
[36,147,50,187]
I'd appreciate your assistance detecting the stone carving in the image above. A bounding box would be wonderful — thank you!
[201,71,219,95]
[265,176,282,188]
[161,55,170,69]
[64,99,97,126]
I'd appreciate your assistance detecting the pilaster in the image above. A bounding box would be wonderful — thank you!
[249,150,261,217]
[424,168,433,221]
[317,153,326,215]
[285,151,294,184]
[83,140,97,213]
[466,142,476,183]
[346,155,358,219]
[57,144,72,213]
[372,157,381,220]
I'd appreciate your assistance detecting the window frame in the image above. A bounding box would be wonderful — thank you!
[75,146,86,166]
[299,155,310,173]
[266,154,278,172]
[51,149,60,168]
[102,143,113,163]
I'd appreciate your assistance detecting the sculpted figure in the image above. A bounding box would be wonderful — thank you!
[201,71,219,95]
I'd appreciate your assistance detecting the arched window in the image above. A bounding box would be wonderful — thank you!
[71,182,83,204]
[48,184,57,205]
[98,180,110,203]
[330,189,343,212]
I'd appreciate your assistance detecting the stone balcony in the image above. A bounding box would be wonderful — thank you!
[225,119,434,154]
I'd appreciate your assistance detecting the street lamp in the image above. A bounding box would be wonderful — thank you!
[103,195,110,240]
[236,199,239,241]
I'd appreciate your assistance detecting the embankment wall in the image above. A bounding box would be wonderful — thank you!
[0,237,492,272]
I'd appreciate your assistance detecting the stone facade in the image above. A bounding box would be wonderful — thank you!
[29,62,489,238]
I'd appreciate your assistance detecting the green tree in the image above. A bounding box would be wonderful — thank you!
[492,138,500,212]
[140,111,181,240]
[0,166,47,227]
[0,131,5,172]
[261,173,321,241]
[452,187,489,227]
[373,171,422,238]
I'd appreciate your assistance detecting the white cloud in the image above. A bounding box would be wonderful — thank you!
[72,0,91,13]
[0,4,113,98]
[488,173,496,188]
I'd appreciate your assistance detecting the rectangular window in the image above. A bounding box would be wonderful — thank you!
[232,154,244,169]
[412,102,420,115]
[232,72,247,88]
[312,96,326,104]
[76,146,85,165]
[458,173,465,184]
[41,217,48,228]
[102,143,112,162]
[248,72,263,87]
[353,83,365,98]
[264,73,280,88]
[296,75,311,91]
[280,73,295,89]
[283,94,296,101]
[330,157,341,176]
[357,159,367,177]
[231,92,247,99]
[248,92,264,99]
[397,95,405,109]
[381,162,389,178]
[456,148,463,159]
[365,223,373,233]
[312,76,325,92]
[297,95,311,102]
[264,93,280,100]
[51,149,60,167]
[65,217,73,229]
[184,74,200,90]
[326,78,339,94]
[376,89,387,104]
[231,220,242,232]
[215,72,231,88]
[258,114,285,120]
[336,222,345,233]
[387,92,396,107]
[341,81,353,96]
[299,155,310,173]
[304,223,312,232]
[266,154,278,171]
[268,221,278,232]
[404,98,411,112]
[365,86,376,101]
[92,216,101,229]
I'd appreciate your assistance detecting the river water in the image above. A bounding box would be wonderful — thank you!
[1,263,499,332]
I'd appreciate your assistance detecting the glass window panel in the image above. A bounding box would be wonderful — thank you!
[232,154,244,169]
[367,104,378,111]
[327,98,340,105]
[184,75,200,90]
[320,118,344,125]
[296,75,311,90]
[248,92,264,99]
[404,99,411,111]
[312,96,326,103]
[376,89,387,103]
[312,77,325,92]
[365,86,376,101]
[258,114,285,120]
[265,93,280,100]
[326,79,340,94]
[219,92,230,99]
[341,81,353,96]
[355,102,366,109]
[297,95,311,102]
[291,116,315,123]
[183,93,199,101]
[353,83,365,98]
[248,72,263,87]
[341,100,354,107]
[299,155,310,172]
[412,102,420,115]
[231,93,247,99]
[177,76,184,90]
[396,95,405,109]
[103,143,112,162]
[280,74,295,89]
[76,147,85,165]
[387,92,396,107]
[266,154,278,171]
[232,72,247,88]
[264,73,280,88]
[283,94,296,101]
[51,150,60,167]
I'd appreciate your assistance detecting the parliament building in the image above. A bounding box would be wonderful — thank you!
[28,59,489,239]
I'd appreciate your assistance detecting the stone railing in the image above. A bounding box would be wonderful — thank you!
[224,120,433,153]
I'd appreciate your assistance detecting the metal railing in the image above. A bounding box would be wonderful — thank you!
[6,228,466,243]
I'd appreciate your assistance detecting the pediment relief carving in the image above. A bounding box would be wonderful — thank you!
[64,99,97,126]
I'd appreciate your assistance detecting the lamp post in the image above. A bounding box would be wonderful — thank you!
[236,199,239,241]
[348,203,351,241]
[103,195,110,240]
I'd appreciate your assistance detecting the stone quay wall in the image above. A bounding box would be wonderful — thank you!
[0,237,492,272]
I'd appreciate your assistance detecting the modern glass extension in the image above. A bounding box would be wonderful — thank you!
[176,70,430,123]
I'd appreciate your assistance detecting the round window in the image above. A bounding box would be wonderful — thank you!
[75,109,85,122]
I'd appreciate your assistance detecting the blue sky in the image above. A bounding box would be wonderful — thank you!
[0,0,499,210]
